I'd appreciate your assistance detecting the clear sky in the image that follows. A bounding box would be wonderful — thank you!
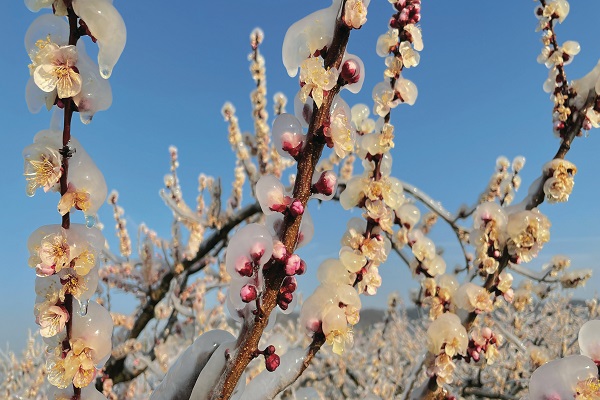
[1,1,600,352]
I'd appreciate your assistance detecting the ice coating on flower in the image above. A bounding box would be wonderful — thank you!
[372,81,398,117]
[473,202,507,230]
[225,223,274,276]
[24,14,69,57]
[339,176,363,210]
[312,170,337,201]
[326,95,354,158]
[71,301,113,365]
[299,57,339,109]
[423,255,446,277]
[376,28,399,57]
[506,209,550,263]
[427,312,468,357]
[339,246,367,273]
[394,74,418,105]
[454,282,493,313]
[272,113,306,159]
[32,129,108,222]
[350,103,375,134]
[33,43,82,99]
[529,355,597,400]
[256,175,290,215]
[281,0,342,77]
[340,53,365,93]
[578,320,600,362]
[35,301,69,337]
[265,208,314,249]
[26,77,57,113]
[412,237,435,262]
[296,208,314,248]
[317,259,352,285]
[23,141,62,197]
[396,203,420,229]
[294,92,313,128]
[72,0,127,79]
[72,41,113,124]
[343,0,369,29]
[542,159,577,203]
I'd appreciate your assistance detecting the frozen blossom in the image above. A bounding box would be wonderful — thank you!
[299,57,338,109]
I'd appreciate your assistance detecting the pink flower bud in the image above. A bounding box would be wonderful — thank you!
[281,132,304,157]
[313,170,337,196]
[341,59,361,84]
[250,243,266,263]
[285,254,301,276]
[265,353,280,372]
[282,276,297,293]
[482,327,493,340]
[503,288,514,303]
[289,199,304,217]
[306,318,322,333]
[469,348,480,362]
[296,259,307,275]
[272,240,287,262]
[280,291,293,303]
[264,345,276,356]
[235,256,254,277]
[240,284,258,303]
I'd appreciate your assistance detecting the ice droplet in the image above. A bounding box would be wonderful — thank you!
[78,299,89,316]
[85,215,96,228]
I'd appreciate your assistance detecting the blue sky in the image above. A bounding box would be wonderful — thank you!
[1,1,600,351]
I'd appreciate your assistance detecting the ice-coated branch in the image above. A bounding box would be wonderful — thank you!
[514,88,597,212]
[209,6,353,399]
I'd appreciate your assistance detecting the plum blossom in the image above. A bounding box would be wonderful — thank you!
[299,57,338,109]
[58,183,91,216]
[32,43,82,99]
[372,81,398,117]
[506,209,551,263]
[358,264,382,295]
[35,301,69,337]
[399,41,420,68]
[23,143,62,196]
[38,230,70,276]
[343,0,368,29]
[376,28,399,57]
[543,159,577,203]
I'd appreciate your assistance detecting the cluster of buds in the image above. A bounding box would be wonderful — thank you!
[225,223,274,317]
[478,156,525,205]
[255,345,281,372]
[389,0,421,28]
[462,327,502,364]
